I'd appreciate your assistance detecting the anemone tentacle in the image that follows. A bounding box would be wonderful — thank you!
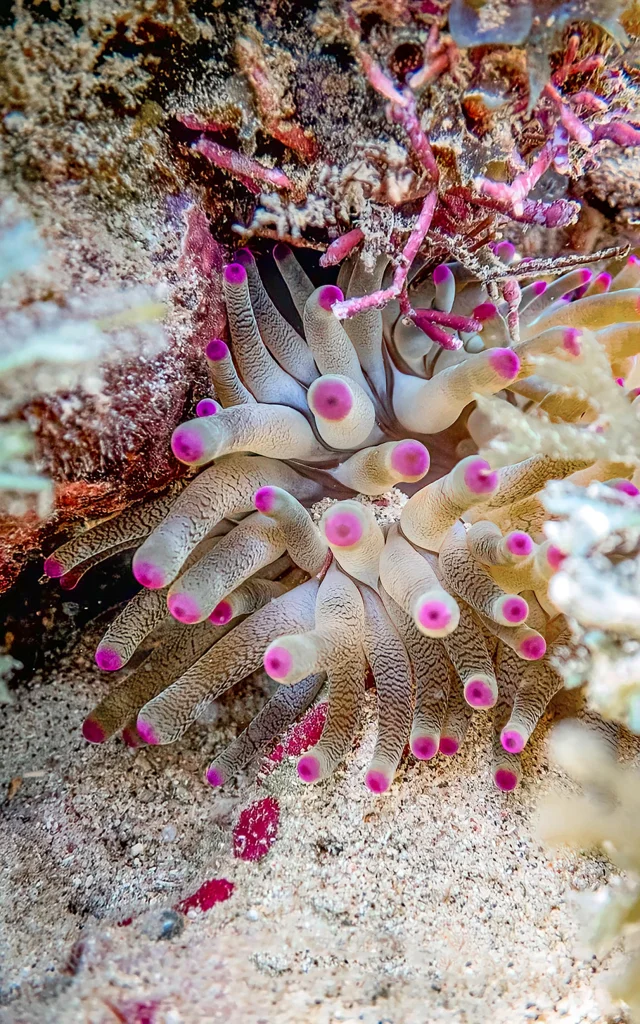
[44,244,640,794]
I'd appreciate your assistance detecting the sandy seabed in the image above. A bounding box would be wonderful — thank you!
[0,613,632,1024]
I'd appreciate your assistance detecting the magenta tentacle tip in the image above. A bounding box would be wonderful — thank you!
[505,531,533,557]
[463,458,499,495]
[579,268,593,284]
[498,595,528,624]
[494,768,519,792]
[317,284,344,312]
[595,272,612,291]
[496,241,516,262]
[365,768,391,793]
[324,509,363,548]
[501,728,526,754]
[390,440,430,480]
[489,347,520,381]
[439,736,459,756]
[95,646,123,672]
[82,718,106,744]
[167,592,202,624]
[132,560,166,590]
[136,718,160,745]
[209,600,233,625]
[417,599,452,632]
[615,377,625,387]
[223,262,247,285]
[254,486,277,513]
[473,302,497,322]
[562,328,582,356]
[121,726,143,749]
[273,241,291,260]
[519,635,546,660]
[546,545,566,571]
[44,556,65,578]
[233,248,255,267]
[310,377,353,421]
[433,263,452,285]
[613,479,640,497]
[411,735,438,760]
[196,398,218,417]
[206,765,225,788]
[532,281,547,296]
[264,645,293,681]
[171,425,205,464]
[464,678,496,708]
[205,337,229,361]
[297,753,321,783]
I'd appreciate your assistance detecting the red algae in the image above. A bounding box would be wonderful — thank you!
[233,796,280,862]
[175,878,235,914]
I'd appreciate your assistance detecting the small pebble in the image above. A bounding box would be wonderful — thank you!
[142,908,185,941]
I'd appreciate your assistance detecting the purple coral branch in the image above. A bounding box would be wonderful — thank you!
[320,228,365,268]
[193,137,294,192]
[332,191,437,320]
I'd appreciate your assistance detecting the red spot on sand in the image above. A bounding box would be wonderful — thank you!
[233,796,280,862]
[175,877,234,914]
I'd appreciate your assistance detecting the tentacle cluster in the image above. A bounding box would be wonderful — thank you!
[45,245,640,793]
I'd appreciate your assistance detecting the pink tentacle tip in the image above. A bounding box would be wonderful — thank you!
[324,509,363,547]
[167,592,202,624]
[95,647,123,672]
[310,378,353,420]
[505,531,533,558]
[390,440,430,480]
[472,302,497,322]
[595,272,612,292]
[563,328,582,356]
[196,398,218,417]
[206,338,229,361]
[439,736,459,756]
[501,728,526,754]
[317,284,344,312]
[171,426,205,464]
[546,545,566,571]
[579,268,593,284]
[264,645,293,680]
[614,479,640,497]
[417,599,452,632]
[209,599,233,625]
[132,560,166,589]
[433,263,452,285]
[121,726,143,749]
[233,248,255,267]
[82,718,106,744]
[44,556,65,578]
[411,734,438,760]
[136,718,160,745]
[254,485,277,514]
[297,753,321,783]
[488,347,520,381]
[224,262,247,286]
[365,768,391,794]
[498,595,528,624]
[496,241,516,262]
[463,458,499,495]
[206,765,225,788]
[494,768,519,792]
[273,241,292,261]
[519,635,546,660]
[464,678,496,708]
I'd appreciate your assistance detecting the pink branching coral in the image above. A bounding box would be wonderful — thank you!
[44,241,640,795]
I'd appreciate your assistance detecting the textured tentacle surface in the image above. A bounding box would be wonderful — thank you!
[49,242,639,798]
[360,586,413,792]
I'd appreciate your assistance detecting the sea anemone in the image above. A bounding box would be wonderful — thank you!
[44,241,640,794]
